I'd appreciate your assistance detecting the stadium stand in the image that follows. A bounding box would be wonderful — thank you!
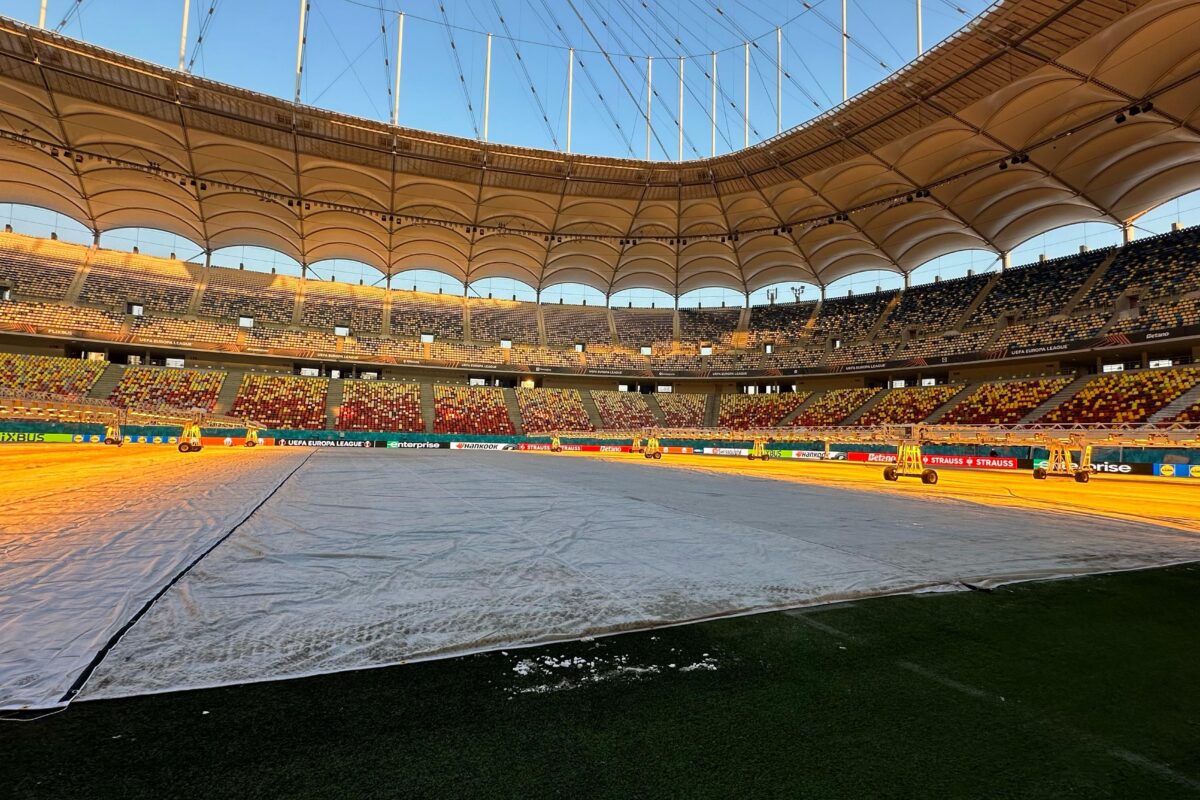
[857,384,962,425]
[993,313,1109,351]
[1078,226,1200,309]
[301,282,385,333]
[791,387,879,426]
[429,341,510,364]
[811,292,896,342]
[230,374,329,429]
[0,300,125,336]
[335,381,423,432]
[1040,368,1200,424]
[939,376,1073,425]
[0,234,81,299]
[880,274,988,335]
[199,267,296,324]
[613,307,674,345]
[80,251,196,313]
[511,344,580,368]
[1111,296,1200,335]
[824,340,898,367]
[109,366,225,411]
[591,390,656,429]
[343,336,423,359]
[0,353,106,397]
[390,292,464,339]
[678,307,741,345]
[131,316,242,347]
[468,298,540,343]
[899,329,996,359]
[433,384,514,435]
[746,301,818,347]
[655,392,706,427]
[585,347,651,371]
[718,392,810,428]
[515,387,594,433]
[1172,400,1200,423]
[542,303,612,346]
[245,326,339,353]
[968,250,1109,327]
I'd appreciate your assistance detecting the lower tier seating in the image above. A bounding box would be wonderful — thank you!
[515,387,594,433]
[655,392,706,427]
[939,377,1073,425]
[0,353,106,397]
[790,387,878,426]
[231,374,329,429]
[110,366,225,411]
[335,381,423,432]
[718,392,809,429]
[1040,368,1200,424]
[433,385,515,435]
[857,384,962,425]
[591,390,655,429]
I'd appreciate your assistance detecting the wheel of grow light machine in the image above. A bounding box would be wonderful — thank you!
[1074,469,1090,484]
[883,466,898,481]
[653,451,662,460]
[244,440,256,448]
[1033,467,1047,480]
[921,468,939,485]
[178,441,192,453]
[761,453,770,462]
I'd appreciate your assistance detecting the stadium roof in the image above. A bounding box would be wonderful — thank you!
[0,0,1198,297]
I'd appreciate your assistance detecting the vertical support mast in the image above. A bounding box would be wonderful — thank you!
[710,51,717,157]
[743,41,749,148]
[294,0,308,104]
[392,12,404,126]
[38,0,48,29]
[776,27,782,135]
[483,32,492,142]
[646,56,653,160]
[677,56,684,162]
[178,0,190,71]
[916,0,923,55]
[841,0,848,102]
[566,48,574,153]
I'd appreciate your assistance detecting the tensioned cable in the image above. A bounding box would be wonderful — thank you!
[528,0,635,155]
[437,2,482,139]
[184,0,223,74]
[310,4,387,119]
[377,4,395,117]
[488,0,560,149]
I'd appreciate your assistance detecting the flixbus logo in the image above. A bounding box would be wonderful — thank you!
[0,432,45,443]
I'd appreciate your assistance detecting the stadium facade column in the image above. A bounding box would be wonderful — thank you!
[1123,221,1135,243]
[1001,251,1011,271]
[903,272,911,289]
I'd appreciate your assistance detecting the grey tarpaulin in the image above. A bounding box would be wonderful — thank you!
[76,450,1200,702]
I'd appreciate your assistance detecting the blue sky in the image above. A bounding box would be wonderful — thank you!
[3,0,1199,306]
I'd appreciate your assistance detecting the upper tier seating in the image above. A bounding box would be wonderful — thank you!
[824,340,898,367]
[880,274,988,335]
[80,251,196,313]
[335,381,422,432]
[765,348,823,370]
[718,392,809,428]
[230,374,329,429]
[0,300,125,336]
[613,308,674,345]
[246,326,339,353]
[968,250,1108,327]
[515,387,594,433]
[857,384,962,425]
[109,366,225,411]
[791,387,878,426]
[0,234,81,299]
[1040,368,1200,424]
[301,282,385,333]
[510,344,580,369]
[1078,227,1200,309]
[939,377,1072,425]
[542,303,612,346]
[390,292,464,339]
[131,316,242,347]
[343,336,423,359]
[591,390,655,429]
[585,347,651,371]
[433,384,514,435]
[200,267,296,324]
[468,298,540,343]
[993,313,1108,351]
[899,329,996,360]
[0,353,106,397]
[746,301,818,347]
[678,307,741,345]
[1111,296,1200,335]
[811,292,896,342]
[655,392,706,426]
[429,340,509,364]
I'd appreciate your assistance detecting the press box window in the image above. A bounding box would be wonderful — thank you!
[763,343,774,354]
[640,346,652,356]
[420,333,435,344]
[1149,359,1174,369]
[0,287,12,301]
[700,345,713,356]
[500,339,512,349]
[574,343,585,353]
[127,302,144,317]
[165,357,185,368]
[1102,363,1125,373]
[890,379,907,389]
[333,325,350,338]
[921,378,936,387]
[299,367,320,377]
[238,316,255,329]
